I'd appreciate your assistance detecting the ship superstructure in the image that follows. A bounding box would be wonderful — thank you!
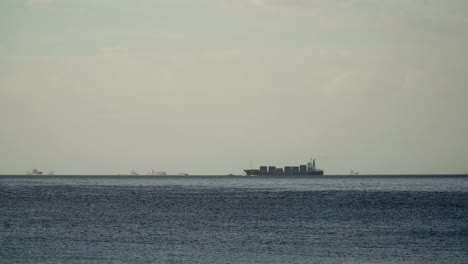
[244,159,324,176]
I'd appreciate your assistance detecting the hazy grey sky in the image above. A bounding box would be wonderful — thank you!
[1,0,467,174]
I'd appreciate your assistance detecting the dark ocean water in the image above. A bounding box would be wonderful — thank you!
[1,176,467,264]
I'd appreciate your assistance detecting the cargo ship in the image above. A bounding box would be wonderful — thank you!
[244,159,324,176]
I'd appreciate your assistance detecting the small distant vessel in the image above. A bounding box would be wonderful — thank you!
[147,169,167,176]
[28,169,43,175]
[244,159,324,176]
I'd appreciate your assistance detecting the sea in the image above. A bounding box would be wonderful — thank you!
[0,175,467,264]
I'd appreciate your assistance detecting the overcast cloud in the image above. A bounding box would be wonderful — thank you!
[1,0,467,174]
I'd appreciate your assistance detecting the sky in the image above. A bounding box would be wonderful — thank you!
[1,0,467,175]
